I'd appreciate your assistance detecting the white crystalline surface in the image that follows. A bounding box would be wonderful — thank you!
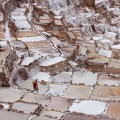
[0,41,8,47]
[69,100,107,115]
[21,55,40,66]
[18,36,46,42]
[46,84,68,96]
[98,79,120,86]
[41,57,66,66]
[72,71,98,86]
[15,20,31,29]
[0,15,3,21]
[4,22,11,41]
[112,44,120,50]
[21,57,35,66]
[98,49,112,58]
[32,72,51,83]
[11,8,26,15]
[52,72,72,83]
[11,15,27,20]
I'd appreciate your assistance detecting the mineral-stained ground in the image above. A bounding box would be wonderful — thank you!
[0,0,120,120]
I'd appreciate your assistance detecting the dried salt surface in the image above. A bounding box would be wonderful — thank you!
[54,16,63,19]
[112,44,120,50]
[46,84,68,96]
[32,72,51,83]
[100,39,111,44]
[0,15,3,21]
[4,22,11,41]
[69,61,78,67]
[0,87,24,102]
[91,95,120,101]
[15,20,31,29]
[11,8,26,15]
[21,93,51,107]
[49,37,62,47]
[47,97,73,112]
[64,113,114,120]
[69,100,107,115]
[18,36,46,42]
[93,36,102,41]
[21,57,36,65]
[98,79,120,86]
[72,71,98,86]
[98,75,120,86]
[42,32,52,36]
[11,15,27,20]
[11,102,39,114]
[104,34,117,42]
[63,85,91,99]
[93,86,120,97]
[40,110,64,119]
[31,116,55,120]
[0,41,8,47]
[106,102,120,119]
[0,109,30,120]
[64,113,94,120]
[21,56,40,66]
[98,49,112,58]
[40,57,66,66]
[51,72,72,83]
[11,40,27,49]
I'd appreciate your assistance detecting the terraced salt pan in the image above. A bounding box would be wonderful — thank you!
[4,22,11,41]
[41,110,63,119]
[93,86,120,97]
[46,84,68,96]
[69,61,78,67]
[105,32,117,39]
[18,36,46,42]
[0,110,30,120]
[0,41,8,47]
[31,116,54,120]
[63,85,91,99]
[29,48,49,57]
[47,97,73,112]
[92,36,103,41]
[41,57,66,66]
[11,15,27,20]
[0,15,3,21]
[100,39,112,44]
[32,72,51,83]
[21,55,40,66]
[0,87,24,102]
[15,20,31,29]
[52,72,72,83]
[98,75,120,86]
[72,71,98,86]
[98,79,120,86]
[98,49,112,58]
[12,102,39,114]
[69,100,107,115]
[112,44,120,49]
[11,8,26,14]
[22,93,51,107]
